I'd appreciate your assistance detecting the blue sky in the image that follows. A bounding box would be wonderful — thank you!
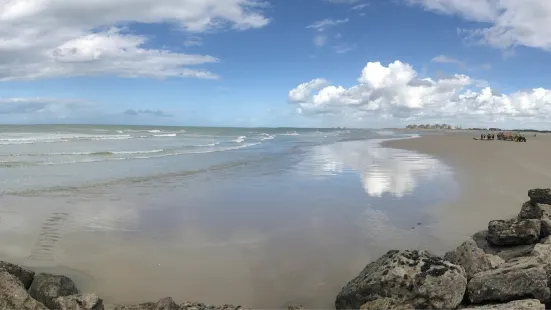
[1,0,551,128]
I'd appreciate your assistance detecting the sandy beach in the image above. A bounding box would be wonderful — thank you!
[384,131,551,246]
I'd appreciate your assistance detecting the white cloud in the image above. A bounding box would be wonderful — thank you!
[0,97,94,116]
[352,3,370,10]
[313,35,328,47]
[0,0,270,81]
[408,0,551,52]
[306,18,350,32]
[183,36,204,47]
[288,60,551,123]
[431,55,460,64]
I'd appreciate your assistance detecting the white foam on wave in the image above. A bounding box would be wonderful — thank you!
[154,134,177,137]
[234,136,246,143]
[148,130,162,133]
[43,149,165,156]
[258,133,275,141]
[281,131,299,136]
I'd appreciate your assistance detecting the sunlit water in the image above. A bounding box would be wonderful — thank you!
[0,125,457,308]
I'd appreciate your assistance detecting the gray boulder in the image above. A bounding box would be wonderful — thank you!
[359,298,414,310]
[467,258,550,304]
[29,273,80,309]
[0,270,48,310]
[528,188,551,204]
[0,260,35,289]
[335,250,467,309]
[444,238,504,279]
[541,219,551,238]
[461,299,544,310]
[51,293,104,310]
[473,230,535,261]
[487,219,540,246]
[519,201,551,220]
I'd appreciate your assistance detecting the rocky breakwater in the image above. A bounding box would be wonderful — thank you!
[0,258,254,310]
[335,188,551,310]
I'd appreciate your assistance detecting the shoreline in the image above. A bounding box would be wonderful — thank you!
[383,132,551,245]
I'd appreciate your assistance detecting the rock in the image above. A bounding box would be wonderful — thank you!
[444,238,504,279]
[51,293,104,310]
[288,305,307,310]
[519,201,551,220]
[334,250,467,309]
[180,302,244,310]
[0,270,48,310]
[487,219,540,246]
[154,297,179,310]
[467,258,550,304]
[528,188,551,204]
[541,219,551,237]
[112,302,156,310]
[359,298,414,310]
[29,273,80,309]
[473,230,535,261]
[0,260,35,289]
[461,299,544,310]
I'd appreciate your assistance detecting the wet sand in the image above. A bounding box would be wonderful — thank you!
[384,131,551,246]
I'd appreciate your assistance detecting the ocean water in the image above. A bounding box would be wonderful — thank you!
[0,125,457,308]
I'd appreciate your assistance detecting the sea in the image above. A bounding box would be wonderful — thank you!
[0,125,458,308]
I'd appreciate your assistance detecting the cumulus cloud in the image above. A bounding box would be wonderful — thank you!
[288,60,551,123]
[124,109,172,117]
[0,0,269,81]
[408,0,551,52]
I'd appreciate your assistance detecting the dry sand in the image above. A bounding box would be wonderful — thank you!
[384,131,551,246]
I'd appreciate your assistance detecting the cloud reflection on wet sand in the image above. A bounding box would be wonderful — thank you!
[0,138,457,308]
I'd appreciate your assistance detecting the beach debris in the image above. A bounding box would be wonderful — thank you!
[334,250,467,310]
[486,219,540,246]
[443,238,504,279]
[0,270,48,309]
[29,273,80,309]
[51,293,104,310]
[0,260,35,289]
[460,299,545,310]
[466,257,550,304]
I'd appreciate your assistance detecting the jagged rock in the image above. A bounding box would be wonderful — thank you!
[0,260,35,289]
[152,297,179,310]
[461,299,544,309]
[528,189,551,204]
[51,293,104,310]
[29,273,80,309]
[359,298,414,310]
[180,302,244,310]
[473,231,535,261]
[444,238,504,279]
[0,270,48,310]
[487,219,540,246]
[335,250,467,309]
[519,201,551,220]
[288,305,307,310]
[467,257,550,304]
[541,219,551,237]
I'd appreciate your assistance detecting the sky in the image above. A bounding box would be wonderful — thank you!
[1,0,551,128]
